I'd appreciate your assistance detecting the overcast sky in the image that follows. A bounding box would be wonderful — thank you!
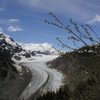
[0,0,100,50]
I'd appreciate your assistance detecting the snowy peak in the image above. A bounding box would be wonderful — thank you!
[0,32,32,58]
[21,43,53,51]
[19,42,61,55]
[0,32,22,53]
[0,32,62,56]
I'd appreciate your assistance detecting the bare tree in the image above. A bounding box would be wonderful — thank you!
[43,13,100,100]
[44,13,100,53]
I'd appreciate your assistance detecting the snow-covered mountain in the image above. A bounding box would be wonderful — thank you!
[19,42,62,55]
[0,32,32,58]
[0,31,62,56]
[0,30,33,100]
[0,33,21,54]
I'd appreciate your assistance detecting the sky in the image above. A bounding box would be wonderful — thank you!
[0,0,100,51]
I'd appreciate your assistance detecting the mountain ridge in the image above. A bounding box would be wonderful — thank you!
[0,32,62,57]
[18,42,62,55]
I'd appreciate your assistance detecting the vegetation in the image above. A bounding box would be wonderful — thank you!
[35,13,100,100]
[36,86,71,100]
[44,13,100,51]
[37,50,100,100]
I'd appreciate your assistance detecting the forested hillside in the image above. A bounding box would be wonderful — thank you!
[37,44,100,100]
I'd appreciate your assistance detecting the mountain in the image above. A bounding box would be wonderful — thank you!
[0,32,63,100]
[0,31,32,100]
[19,42,62,55]
[0,30,62,56]
[46,44,100,100]
[0,33,22,55]
[0,31,62,57]
[0,32,35,58]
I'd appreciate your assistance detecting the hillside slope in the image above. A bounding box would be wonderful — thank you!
[0,49,32,100]
[46,45,100,100]
[0,32,32,100]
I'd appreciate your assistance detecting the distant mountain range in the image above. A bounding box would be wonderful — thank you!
[0,32,62,57]
[19,42,62,55]
[0,32,63,99]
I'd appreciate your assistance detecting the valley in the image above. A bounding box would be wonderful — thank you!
[18,55,64,100]
[0,32,64,100]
